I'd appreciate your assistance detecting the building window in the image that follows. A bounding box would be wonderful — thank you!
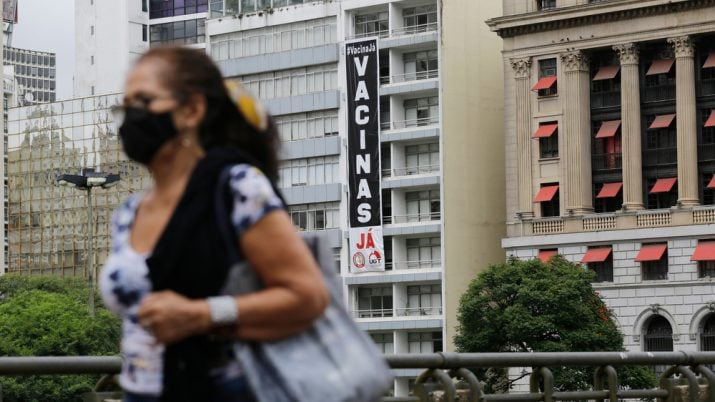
[287,202,339,232]
[700,261,715,278]
[370,333,394,354]
[149,18,206,45]
[701,315,715,351]
[149,0,208,18]
[594,182,623,213]
[403,96,439,127]
[537,0,557,10]
[404,143,439,176]
[535,184,560,217]
[591,59,621,109]
[405,284,442,316]
[403,50,438,81]
[405,237,441,269]
[585,248,613,283]
[142,0,148,12]
[356,286,393,318]
[644,54,676,102]
[90,25,95,35]
[405,190,440,222]
[274,110,339,142]
[408,332,443,353]
[646,177,677,210]
[354,12,388,38]
[593,121,622,171]
[537,58,558,96]
[238,64,338,100]
[142,24,148,42]
[278,156,338,188]
[403,5,437,31]
[535,122,559,159]
[637,243,668,281]
[90,55,94,65]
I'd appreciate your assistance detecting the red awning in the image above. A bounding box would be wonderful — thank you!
[597,182,623,199]
[649,114,676,129]
[581,247,612,263]
[532,76,557,91]
[593,65,620,81]
[595,120,621,138]
[532,124,558,139]
[705,110,715,128]
[704,52,715,69]
[534,185,559,202]
[635,244,667,262]
[708,176,715,189]
[692,241,715,261]
[650,178,677,194]
[538,250,558,263]
[646,59,675,76]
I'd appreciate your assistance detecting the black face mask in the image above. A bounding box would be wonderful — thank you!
[118,107,179,165]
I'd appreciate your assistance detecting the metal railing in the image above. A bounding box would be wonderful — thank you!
[395,306,442,317]
[380,70,439,85]
[383,117,440,131]
[7,352,715,401]
[385,259,440,270]
[383,165,440,178]
[384,212,441,224]
[391,23,439,37]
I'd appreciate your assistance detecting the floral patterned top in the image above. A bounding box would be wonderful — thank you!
[99,164,284,396]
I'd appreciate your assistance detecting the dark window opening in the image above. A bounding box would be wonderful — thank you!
[540,184,560,217]
[589,254,613,283]
[701,314,715,351]
[539,132,558,159]
[700,261,715,278]
[537,0,556,10]
[641,248,669,281]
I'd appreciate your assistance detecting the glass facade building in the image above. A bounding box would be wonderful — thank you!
[6,95,149,276]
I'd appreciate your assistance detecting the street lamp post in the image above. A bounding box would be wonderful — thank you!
[56,169,120,317]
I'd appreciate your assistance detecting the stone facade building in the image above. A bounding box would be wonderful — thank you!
[488,0,715,354]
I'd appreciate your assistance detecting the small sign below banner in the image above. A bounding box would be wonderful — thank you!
[349,227,385,273]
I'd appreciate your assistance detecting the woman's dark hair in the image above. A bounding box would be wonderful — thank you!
[137,46,280,182]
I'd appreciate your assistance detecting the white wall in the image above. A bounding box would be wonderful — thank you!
[74,0,149,97]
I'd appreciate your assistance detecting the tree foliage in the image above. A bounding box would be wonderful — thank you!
[454,257,656,392]
[0,275,121,402]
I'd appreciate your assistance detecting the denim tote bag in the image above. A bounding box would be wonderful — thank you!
[214,167,393,402]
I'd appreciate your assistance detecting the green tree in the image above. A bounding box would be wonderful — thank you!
[454,256,656,393]
[0,275,121,402]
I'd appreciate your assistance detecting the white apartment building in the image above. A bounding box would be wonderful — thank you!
[207,0,504,396]
[74,0,150,97]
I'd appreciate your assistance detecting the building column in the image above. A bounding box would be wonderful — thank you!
[560,51,593,215]
[510,57,534,219]
[668,36,700,207]
[613,43,644,211]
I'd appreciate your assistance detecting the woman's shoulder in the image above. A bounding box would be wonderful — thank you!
[225,164,284,235]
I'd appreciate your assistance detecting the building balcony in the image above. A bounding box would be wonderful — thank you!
[382,164,440,179]
[643,148,677,167]
[590,90,620,109]
[352,306,442,320]
[386,259,440,271]
[380,70,438,85]
[508,205,715,238]
[699,78,715,97]
[643,84,675,103]
[592,153,622,171]
[381,117,439,132]
[384,212,440,225]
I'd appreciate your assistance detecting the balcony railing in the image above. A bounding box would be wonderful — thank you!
[592,153,622,171]
[385,259,440,270]
[349,29,390,40]
[383,117,439,131]
[643,147,677,167]
[391,23,438,37]
[382,164,440,178]
[590,90,621,109]
[699,144,715,162]
[395,306,442,317]
[636,209,672,227]
[380,70,439,85]
[384,212,441,224]
[699,78,715,97]
[643,84,676,102]
[9,352,715,401]
[352,309,393,319]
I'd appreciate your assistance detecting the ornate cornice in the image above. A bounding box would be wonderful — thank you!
[560,51,589,72]
[488,0,715,39]
[667,35,695,58]
[510,57,532,78]
[613,43,639,65]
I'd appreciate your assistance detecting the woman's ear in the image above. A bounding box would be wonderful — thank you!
[177,93,207,133]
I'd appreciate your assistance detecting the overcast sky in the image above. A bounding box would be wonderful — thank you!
[12,0,75,100]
